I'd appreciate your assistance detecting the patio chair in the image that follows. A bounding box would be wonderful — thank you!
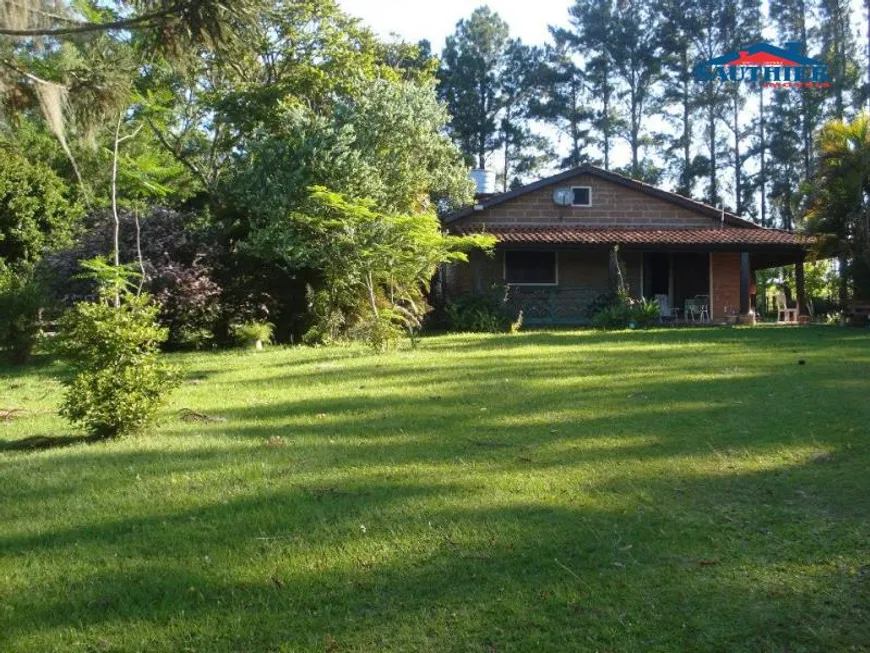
[654,294,675,321]
[776,292,798,323]
[695,295,710,323]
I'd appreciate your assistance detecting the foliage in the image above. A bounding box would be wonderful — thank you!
[0,148,82,266]
[152,258,221,349]
[439,6,510,169]
[804,112,870,302]
[230,79,473,220]
[585,291,621,319]
[443,285,517,333]
[231,321,274,348]
[54,268,179,438]
[591,296,660,329]
[0,263,48,364]
[248,187,495,350]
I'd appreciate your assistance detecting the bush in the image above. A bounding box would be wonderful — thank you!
[348,311,404,352]
[0,149,82,267]
[231,321,274,348]
[443,285,517,333]
[0,265,48,364]
[591,297,660,330]
[152,258,222,349]
[55,289,180,439]
[585,292,622,319]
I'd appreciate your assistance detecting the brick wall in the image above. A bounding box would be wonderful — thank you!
[710,252,740,320]
[454,173,716,229]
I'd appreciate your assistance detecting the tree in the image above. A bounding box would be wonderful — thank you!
[55,261,180,439]
[692,0,738,207]
[659,0,702,196]
[247,187,495,348]
[532,33,592,169]
[498,40,553,189]
[804,113,870,309]
[0,1,263,49]
[565,0,619,170]
[817,0,860,120]
[607,0,665,179]
[769,0,819,181]
[724,0,763,218]
[439,6,510,169]
[142,0,397,195]
[229,78,473,221]
[0,148,82,266]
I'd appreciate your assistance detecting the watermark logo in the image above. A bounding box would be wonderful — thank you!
[694,41,829,89]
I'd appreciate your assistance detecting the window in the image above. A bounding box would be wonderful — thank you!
[504,251,558,285]
[572,186,592,206]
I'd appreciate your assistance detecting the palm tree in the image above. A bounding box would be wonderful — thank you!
[803,112,870,317]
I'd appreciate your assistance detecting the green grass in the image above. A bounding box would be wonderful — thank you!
[1,327,869,652]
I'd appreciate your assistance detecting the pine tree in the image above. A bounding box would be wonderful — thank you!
[693,0,737,206]
[499,40,553,189]
[817,0,861,120]
[439,6,510,169]
[532,30,592,169]
[724,0,763,217]
[565,0,620,170]
[659,0,703,196]
[608,0,666,178]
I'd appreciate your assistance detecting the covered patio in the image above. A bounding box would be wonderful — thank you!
[450,226,818,326]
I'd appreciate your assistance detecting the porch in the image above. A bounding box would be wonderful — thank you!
[449,244,812,327]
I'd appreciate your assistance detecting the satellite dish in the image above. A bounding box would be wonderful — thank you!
[552,187,573,206]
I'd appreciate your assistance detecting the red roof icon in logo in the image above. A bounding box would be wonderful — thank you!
[726,49,798,67]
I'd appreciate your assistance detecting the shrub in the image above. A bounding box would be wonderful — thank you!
[0,264,48,364]
[152,258,222,349]
[231,321,274,348]
[585,292,622,319]
[348,311,404,352]
[632,298,662,327]
[443,285,517,333]
[0,149,82,267]
[55,288,180,439]
[592,297,661,330]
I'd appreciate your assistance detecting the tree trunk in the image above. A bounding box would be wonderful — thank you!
[838,254,849,325]
[732,92,742,214]
[759,86,767,227]
[112,111,123,308]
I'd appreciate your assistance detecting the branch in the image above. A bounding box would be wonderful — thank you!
[0,4,181,37]
[145,117,210,189]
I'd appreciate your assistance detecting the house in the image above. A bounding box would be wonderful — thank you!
[442,165,815,325]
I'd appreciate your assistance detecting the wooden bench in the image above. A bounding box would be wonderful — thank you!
[846,300,870,326]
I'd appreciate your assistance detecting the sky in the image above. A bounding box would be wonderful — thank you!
[336,0,573,51]
[337,0,869,197]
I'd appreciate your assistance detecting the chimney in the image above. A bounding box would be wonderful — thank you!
[469,169,496,199]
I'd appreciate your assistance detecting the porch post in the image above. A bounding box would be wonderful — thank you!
[795,253,808,316]
[739,251,751,315]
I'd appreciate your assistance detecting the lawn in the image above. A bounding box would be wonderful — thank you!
[1,327,869,652]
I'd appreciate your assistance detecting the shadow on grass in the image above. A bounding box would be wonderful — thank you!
[1,328,869,650]
[0,433,100,452]
[2,458,868,651]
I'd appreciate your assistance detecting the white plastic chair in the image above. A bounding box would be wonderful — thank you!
[654,294,671,320]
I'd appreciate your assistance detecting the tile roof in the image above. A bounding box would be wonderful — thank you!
[451,226,816,247]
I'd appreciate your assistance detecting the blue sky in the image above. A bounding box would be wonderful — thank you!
[337,0,573,50]
[337,0,869,198]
